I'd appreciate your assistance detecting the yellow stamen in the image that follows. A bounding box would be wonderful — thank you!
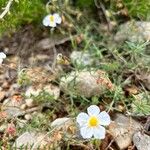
[88,116,99,127]
[50,15,54,22]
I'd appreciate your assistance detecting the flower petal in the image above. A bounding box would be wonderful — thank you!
[49,21,56,27]
[0,52,6,59]
[93,125,106,139]
[42,15,51,26]
[80,126,93,139]
[76,112,89,127]
[98,111,111,126]
[87,105,100,116]
[53,13,62,24]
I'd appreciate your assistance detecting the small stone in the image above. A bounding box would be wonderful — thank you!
[13,132,37,148]
[3,97,23,107]
[24,114,32,121]
[133,131,150,150]
[25,98,34,107]
[115,21,150,43]
[109,114,142,150]
[51,117,71,128]
[50,117,77,138]
[4,107,23,117]
[60,69,113,98]
[13,132,49,149]
[0,124,7,132]
[20,104,27,110]
[70,51,93,66]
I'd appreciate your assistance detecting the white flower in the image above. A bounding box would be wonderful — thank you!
[42,13,62,27]
[76,105,111,139]
[0,52,6,64]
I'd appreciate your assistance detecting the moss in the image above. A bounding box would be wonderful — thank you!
[75,0,95,8]
[0,0,46,36]
[124,0,150,20]
[110,0,150,20]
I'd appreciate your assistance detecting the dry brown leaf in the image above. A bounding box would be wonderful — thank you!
[125,86,138,95]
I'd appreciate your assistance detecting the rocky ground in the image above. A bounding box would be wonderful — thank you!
[0,21,150,149]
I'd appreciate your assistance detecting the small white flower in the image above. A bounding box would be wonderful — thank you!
[42,13,62,27]
[76,105,111,139]
[0,52,6,64]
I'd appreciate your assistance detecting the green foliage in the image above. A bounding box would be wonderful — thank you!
[0,0,46,35]
[17,69,31,86]
[75,0,94,8]
[123,0,150,20]
[31,90,54,104]
[110,0,150,20]
[131,93,150,115]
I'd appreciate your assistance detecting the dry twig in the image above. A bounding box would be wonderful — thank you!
[0,0,14,20]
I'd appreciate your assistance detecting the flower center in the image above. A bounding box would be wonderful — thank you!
[88,116,99,127]
[50,15,54,22]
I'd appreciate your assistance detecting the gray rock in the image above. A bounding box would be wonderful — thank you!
[25,98,34,107]
[2,98,24,118]
[60,69,112,98]
[50,117,78,139]
[13,132,49,149]
[133,131,150,150]
[4,107,23,117]
[20,104,27,110]
[13,132,37,149]
[24,114,32,121]
[109,114,142,150]
[115,21,150,43]
[3,98,23,107]
[70,51,93,66]
[51,117,71,128]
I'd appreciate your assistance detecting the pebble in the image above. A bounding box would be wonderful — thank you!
[20,104,27,110]
[25,98,34,107]
[24,114,32,121]
[109,114,142,150]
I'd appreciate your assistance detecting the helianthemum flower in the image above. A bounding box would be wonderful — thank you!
[0,52,6,64]
[43,13,62,27]
[77,105,111,139]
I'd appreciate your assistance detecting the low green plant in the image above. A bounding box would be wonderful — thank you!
[0,0,45,35]
[31,90,54,104]
[17,69,31,86]
[109,0,150,20]
[131,93,150,115]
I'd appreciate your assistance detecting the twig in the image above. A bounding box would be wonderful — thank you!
[0,0,14,19]
[105,138,115,150]
[94,0,111,31]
